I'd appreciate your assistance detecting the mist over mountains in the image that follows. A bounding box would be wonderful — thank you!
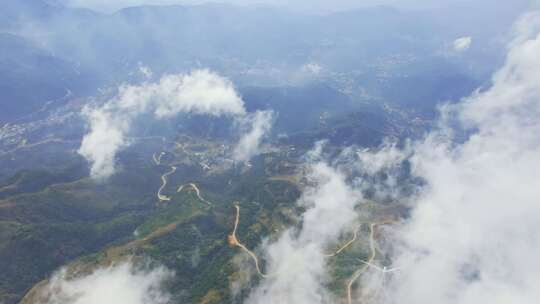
[1,1,539,304]
[0,0,530,123]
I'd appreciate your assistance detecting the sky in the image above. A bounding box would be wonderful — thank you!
[62,0,538,13]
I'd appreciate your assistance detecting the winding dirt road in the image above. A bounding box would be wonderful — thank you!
[157,166,176,201]
[228,205,365,279]
[324,225,361,257]
[152,152,166,165]
[228,203,271,278]
[346,223,377,304]
[177,183,212,206]
[346,221,394,304]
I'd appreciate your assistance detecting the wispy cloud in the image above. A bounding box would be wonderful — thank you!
[233,110,274,163]
[39,262,173,304]
[239,10,540,304]
[245,159,362,304]
[78,107,130,180]
[356,11,540,304]
[138,64,153,79]
[78,69,270,179]
[301,63,322,76]
[453,36,473,52]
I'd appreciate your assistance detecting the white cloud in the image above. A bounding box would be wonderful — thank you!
[233,110,274,163]
[355,142,409,176]
[304,139,327,162]
[138,65,153,79]
[301,63,322,75]
[39,262,173,304]
[350,142,413,203]
[245,161,362,304]
[289,63,324,84]
[78,69,262,179]
[356,11,540,304]
[453,36,473,52]
[78,107,129,180]
[114,70,246,119]
[238,10,540,304]
[71,5,540,304]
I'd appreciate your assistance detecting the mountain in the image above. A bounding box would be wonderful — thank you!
[0,3,531,303]
[0,1,525,121]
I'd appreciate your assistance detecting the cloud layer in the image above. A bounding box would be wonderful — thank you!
[239,10,540,304]
[233,110,274,163]
[78,69,270,179]
[453,36,473,52]
[245,161,362,304]
[73,7,540,304]
[356,11,540,304]
[40,262,173,304]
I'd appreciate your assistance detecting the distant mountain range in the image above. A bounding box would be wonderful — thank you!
[0,0,528,123]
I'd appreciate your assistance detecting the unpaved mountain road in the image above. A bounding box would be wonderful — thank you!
[228,203,271,278]
[347,221,393,304]
[177,183,213,206]
[157,166,176,201]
